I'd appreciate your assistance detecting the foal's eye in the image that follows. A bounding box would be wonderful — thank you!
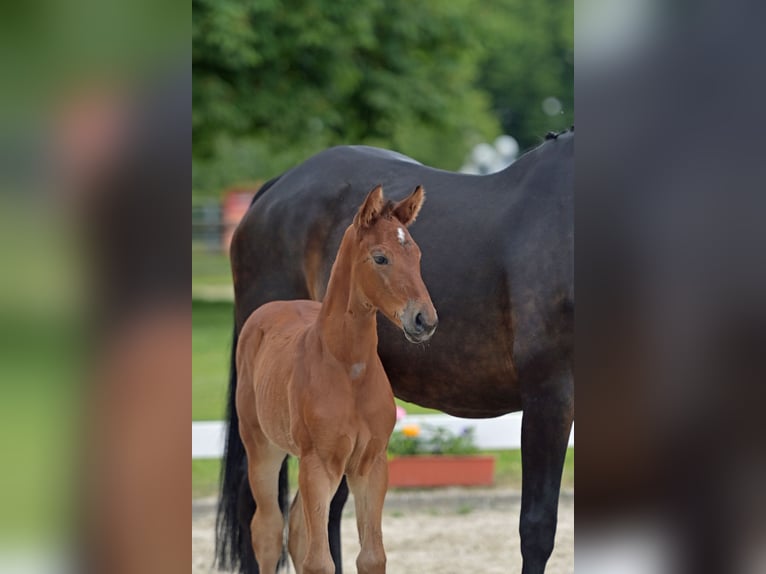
[373,255,389,265]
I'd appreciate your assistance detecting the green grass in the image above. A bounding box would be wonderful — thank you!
[192,245,232,289]
[394,401,437,415]
[193,459,222,498]
[191,448,574,499]
[193,456,299,499]
[192,299,234,421]
[488,447,574,490]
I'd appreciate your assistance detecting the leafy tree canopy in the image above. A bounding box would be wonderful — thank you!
[475,0,573,150]
[193,0,572,195]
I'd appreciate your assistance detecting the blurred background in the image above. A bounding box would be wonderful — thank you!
[0,0,188,571]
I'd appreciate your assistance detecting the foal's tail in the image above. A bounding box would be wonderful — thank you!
[215,325,291,573]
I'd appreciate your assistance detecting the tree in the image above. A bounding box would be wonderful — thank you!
[475,0,574,151]
[193,0,500,192]
[192,0,575,195]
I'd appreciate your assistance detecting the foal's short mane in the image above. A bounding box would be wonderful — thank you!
[376,200,397,221]
[355,200,400,230]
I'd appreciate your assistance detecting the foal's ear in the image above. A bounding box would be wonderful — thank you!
[393,185,425,227]
[354,185,386,228]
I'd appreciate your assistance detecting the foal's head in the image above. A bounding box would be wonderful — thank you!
[350,185,438,343]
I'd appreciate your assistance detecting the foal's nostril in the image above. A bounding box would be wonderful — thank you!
[415,312,425,332]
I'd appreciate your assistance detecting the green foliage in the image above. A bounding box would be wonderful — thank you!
[192,0,573,195]
[193,0,501,193]
[388,425,480,457]
[474,0,574,150]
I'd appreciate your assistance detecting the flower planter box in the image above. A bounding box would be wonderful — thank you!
[387,455,495,488]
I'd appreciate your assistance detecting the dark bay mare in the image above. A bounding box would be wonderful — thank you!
[217,130,573,574]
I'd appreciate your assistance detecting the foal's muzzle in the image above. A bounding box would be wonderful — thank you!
[402,303,438,343]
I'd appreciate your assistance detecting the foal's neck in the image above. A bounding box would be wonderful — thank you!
[316,227,378,366]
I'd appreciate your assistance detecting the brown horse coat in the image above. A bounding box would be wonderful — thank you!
[235,185,436,574]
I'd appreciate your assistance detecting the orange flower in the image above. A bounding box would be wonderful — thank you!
[401,424,420,438]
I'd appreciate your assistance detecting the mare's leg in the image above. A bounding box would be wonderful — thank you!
[519,372,574,574]
[347,455,388,574]
[241,424,287,574]
[298,453,344,574]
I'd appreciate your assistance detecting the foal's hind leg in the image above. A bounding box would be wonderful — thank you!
[240,424,287,573]
[347,454,388,574]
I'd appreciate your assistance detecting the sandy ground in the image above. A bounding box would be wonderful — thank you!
[193,488,573,573]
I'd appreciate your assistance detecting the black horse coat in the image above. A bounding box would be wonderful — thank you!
[232,134,573,417]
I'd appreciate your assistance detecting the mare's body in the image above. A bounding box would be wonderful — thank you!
[219,132,573,574]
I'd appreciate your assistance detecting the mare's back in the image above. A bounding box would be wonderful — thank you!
[235,138,573,416]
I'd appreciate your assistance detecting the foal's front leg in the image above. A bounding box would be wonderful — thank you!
[298,453,344,574]
[347,454,388,574]
[289,479,350,574]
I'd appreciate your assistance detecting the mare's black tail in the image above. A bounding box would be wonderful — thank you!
[214,324,290,573]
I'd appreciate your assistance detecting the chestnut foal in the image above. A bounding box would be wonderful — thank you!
[236,185,437,574]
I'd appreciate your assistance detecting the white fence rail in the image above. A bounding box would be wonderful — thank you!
[192,413,574,459]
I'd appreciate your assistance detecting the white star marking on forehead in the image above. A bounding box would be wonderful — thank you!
[397,227,405,245]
